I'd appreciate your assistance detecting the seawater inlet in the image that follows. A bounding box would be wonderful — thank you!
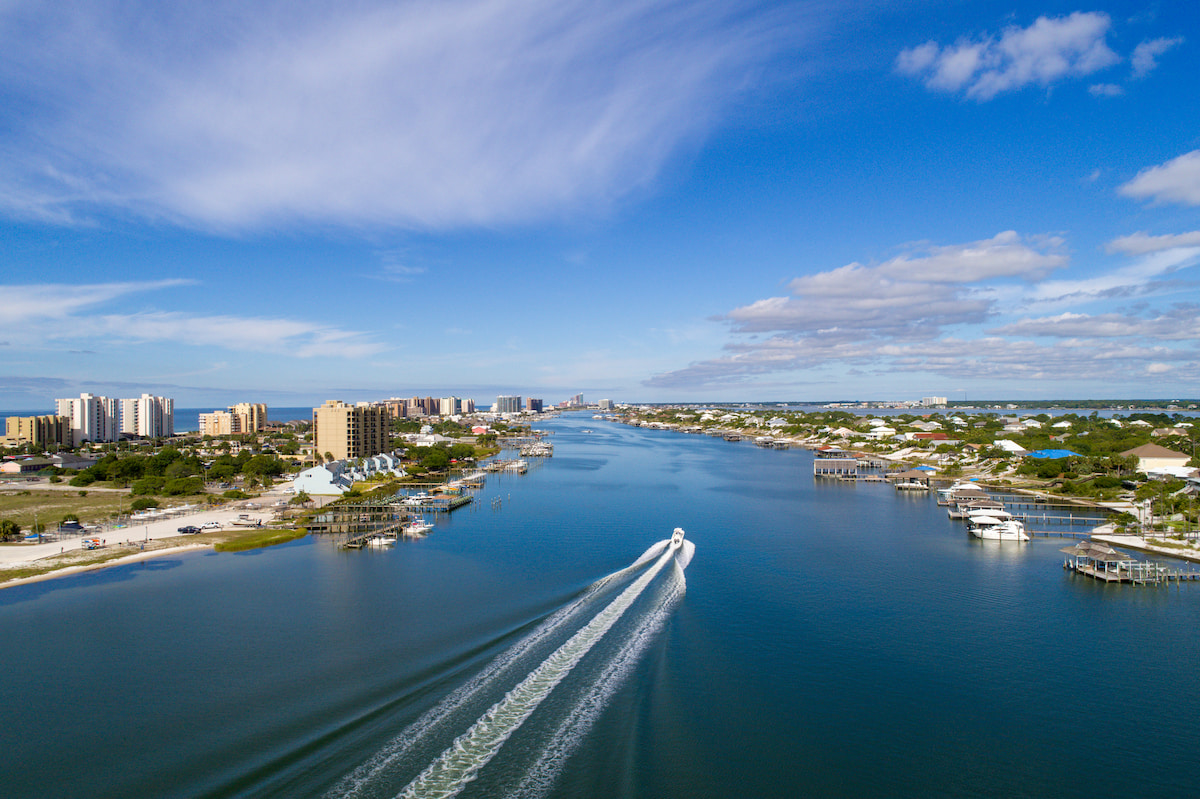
[328,537,694,799]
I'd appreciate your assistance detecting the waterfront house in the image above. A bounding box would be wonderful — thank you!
[293,462,354,495]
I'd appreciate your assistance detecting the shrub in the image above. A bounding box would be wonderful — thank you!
[163,476,204,495]
[130,497,159,511]
[131,476,166,495]
[222,489,248,499]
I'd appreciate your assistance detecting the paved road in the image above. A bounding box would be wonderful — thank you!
[0,481,296,566]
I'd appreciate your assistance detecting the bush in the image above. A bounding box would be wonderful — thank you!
[131,476,166,496]
[163,476,204,495]
[130,497,159,511]
[222,489,249,499]
[70,473,96,487]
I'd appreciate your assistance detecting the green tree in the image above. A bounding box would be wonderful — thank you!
[0,519,21,542]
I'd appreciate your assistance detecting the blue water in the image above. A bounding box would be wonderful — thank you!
[2,415,1199,797]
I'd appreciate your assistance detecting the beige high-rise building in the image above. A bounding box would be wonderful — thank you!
[3,415,71,449]
[313,400,390,462]
[199,403,267,437]
[199,410,235,436]
[231,403,267,432]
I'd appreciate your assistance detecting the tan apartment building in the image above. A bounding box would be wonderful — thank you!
[231,402,267,432]
[2,415,72,449]
[313,400,390,462]
[199,403,268,437]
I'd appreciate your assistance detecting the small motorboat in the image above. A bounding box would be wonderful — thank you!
[670,527,685,549]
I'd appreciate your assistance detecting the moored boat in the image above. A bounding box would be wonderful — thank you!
[968,514,1029,541]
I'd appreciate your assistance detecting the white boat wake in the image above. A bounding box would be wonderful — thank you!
[327,534,693,799]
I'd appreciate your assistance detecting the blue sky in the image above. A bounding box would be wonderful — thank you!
[2,0,1198,409]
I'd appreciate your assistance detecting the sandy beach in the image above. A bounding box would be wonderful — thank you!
[0,480,298,588]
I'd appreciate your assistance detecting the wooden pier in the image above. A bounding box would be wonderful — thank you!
[1061,540,1200,585]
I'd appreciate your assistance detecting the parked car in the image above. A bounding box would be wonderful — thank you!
[200,521,221,530]
[177,525,200,534]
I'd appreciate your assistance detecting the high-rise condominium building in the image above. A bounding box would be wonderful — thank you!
[119,394,174,439]
[55,393,119,446]
[231,402,267,432]
[313,400,390,462]
[199,402,268,436]
[495,395,522,414]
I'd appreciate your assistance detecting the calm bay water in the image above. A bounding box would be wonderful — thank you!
[3,414,1199,797]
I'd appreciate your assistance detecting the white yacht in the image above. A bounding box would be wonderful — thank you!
[670,527,686,549]
[968,514,1029,542]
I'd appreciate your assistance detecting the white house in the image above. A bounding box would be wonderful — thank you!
[293,462,354,495]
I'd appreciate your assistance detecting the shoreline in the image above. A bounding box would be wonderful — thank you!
[0,542,213,590]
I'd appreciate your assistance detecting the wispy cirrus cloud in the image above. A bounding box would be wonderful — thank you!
[1120,150,1200,206]
[896,12,1119,100]
[93,312,387,359]
[0,281,385,359]
[0,280,193,323]
[0,0,812,232]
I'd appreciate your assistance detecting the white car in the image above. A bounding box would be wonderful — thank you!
[200,521,221,530]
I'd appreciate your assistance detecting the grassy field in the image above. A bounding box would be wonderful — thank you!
[213,528,308,552]
[0,489,133,529]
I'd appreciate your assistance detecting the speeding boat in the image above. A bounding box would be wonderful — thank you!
[670,527,686,549]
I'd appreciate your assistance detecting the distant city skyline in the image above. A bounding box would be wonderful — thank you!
[2,1,1198,407]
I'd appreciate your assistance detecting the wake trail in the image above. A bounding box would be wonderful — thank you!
[514,557,687,798]
[395,547,677,799]
[329,540,669,799]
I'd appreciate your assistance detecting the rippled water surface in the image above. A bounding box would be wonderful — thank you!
[3,414,1199,798]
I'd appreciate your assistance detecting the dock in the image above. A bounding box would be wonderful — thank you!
[1061,540,1200,585]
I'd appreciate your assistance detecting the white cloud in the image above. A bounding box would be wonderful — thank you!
[1026,246,1200,305]
[990,310,1200,340]
[896,12,1119,101]
[724,231,1065,337]
[1131,36,1183,79]
[0,280,383,359]
[1088,83,1122,97]
[1120,150,1200,206]
[647,332,1200,391]
[647,230,1200,391]
[94,312,386,359]
[0,280,192,323]
[1107,230,1200,255]
[0,0,808,231]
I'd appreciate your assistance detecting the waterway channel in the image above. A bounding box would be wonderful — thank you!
[2,413,1198,797]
